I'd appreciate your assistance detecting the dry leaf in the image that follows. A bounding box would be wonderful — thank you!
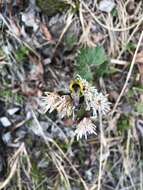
[136,51,143,63]
[136,51,143,85]
[21,82,42,96]
[28,54,44,82]
[40,23,53,42]
[63,119,74,126]
[9,19,21,37]
[20,54,44,96]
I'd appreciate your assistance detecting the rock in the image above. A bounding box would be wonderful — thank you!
[21,9,39,32]
[26,111,32,120]
[7,107,20,115]
[15,127,28,140]
[30,120,48,137]
[85,169,93,182]
[2,132,12,145]
[0,117,11,127]
[98,0,115,13]
[38,159,48,168]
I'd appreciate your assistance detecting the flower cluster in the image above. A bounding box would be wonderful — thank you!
[75,75,110,118]
[39,92,73,118]
[75,117,97,140]
[38,75,110,140]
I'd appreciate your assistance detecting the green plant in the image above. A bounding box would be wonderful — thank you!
[75,46,108,81]
[36,0,69,16]
[135,102,143,114]
[111,7,118,17]
[31,161,45,186]
[0,89,24,104]
[117,116,131,133]
[65,34,77,49]
[125,42,136,54]
[15,46,29,62]
[133,86,143,93]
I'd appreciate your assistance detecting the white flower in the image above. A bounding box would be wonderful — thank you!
[93,93,111,115]
[38,92,74,118]
[75,75,110,117]
[75,118,97,140]
[37,75,111,140]
[56,95,73,118]
[38,92,61,114]
[83,86,98,117]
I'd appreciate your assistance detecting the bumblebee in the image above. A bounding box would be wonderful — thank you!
[57,78,84,109]
[69,79,84,108]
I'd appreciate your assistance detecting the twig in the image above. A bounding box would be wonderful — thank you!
[110,59,129,65]
[17,162,22,190]
[0,143,25,190]
[140,162,143,190]
[97,109,104,190]
[82,2,143,32]
[111,31,143,116]
[124,130,136,190]
[54,11,74,52]
[31,109,89,190]
[117,17,143,59]
[90,110,106,190]
[97,141,103,190]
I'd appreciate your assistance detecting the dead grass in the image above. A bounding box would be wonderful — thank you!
[0,0,143,190]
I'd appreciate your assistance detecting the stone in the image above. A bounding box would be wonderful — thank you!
[98,0,115,13]
[0,117,11,127]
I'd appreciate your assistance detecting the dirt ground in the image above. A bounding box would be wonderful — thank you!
[0,0,143,190]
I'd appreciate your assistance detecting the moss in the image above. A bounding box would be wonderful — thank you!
[135,102,143,114]
[64,34,78,49]
[117,116,132,134]
[31,161,45,187]
[36,0,69,16]
[0,89,24,104]
[15,46,29,62]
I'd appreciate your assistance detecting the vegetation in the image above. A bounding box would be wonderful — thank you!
[0,0,143,190]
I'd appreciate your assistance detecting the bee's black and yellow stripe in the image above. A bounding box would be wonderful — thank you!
[70,79,84,95]
[69,79,84,107]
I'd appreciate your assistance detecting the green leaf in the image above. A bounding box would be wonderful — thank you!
[111,7,118,17]
[135,103,143,114]
[76,62,93,81]
[125,42,136,53]
[77,46,107,66]
[15,46,29,62]
[95,61,109,77]
[117,116,131,133]
[133,86,143,93]
[65,34,77,49]
[91,46,107,65]
[75,46,108,81]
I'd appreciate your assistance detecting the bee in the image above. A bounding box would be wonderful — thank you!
[54,78,85,119]
[69,79,84,109]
